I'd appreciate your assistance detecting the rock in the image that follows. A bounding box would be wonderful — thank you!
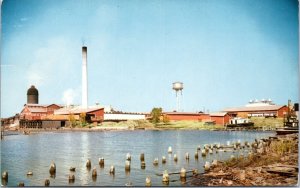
[211,159,218,167]
[125,181,133,186]
[219,177,223,184]
[239,170,246,181]
[255,177,263,183]
[193,169,198,175]
[204,161,210,171]
[227,180,233,186]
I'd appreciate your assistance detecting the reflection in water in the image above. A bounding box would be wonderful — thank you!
[1,130,274,186]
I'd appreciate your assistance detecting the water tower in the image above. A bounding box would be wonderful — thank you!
[172,82,183,112]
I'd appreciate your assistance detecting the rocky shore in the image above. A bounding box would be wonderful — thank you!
[190,133,299,186]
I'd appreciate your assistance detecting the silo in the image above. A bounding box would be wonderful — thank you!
[27,85,39,104]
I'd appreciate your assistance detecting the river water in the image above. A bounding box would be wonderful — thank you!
[1,130,274,186]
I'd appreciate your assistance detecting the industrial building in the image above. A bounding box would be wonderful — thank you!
[162,112,230,126]
[104,112,146,122]
[20,103,62,120]
[54,106,104,123]
[223,99,288,118]
[163,112,203,121]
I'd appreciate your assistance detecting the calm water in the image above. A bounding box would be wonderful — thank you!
[1,130,275,186]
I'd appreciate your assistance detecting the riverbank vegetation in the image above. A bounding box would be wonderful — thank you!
[67,117,284,131]
[250,117,284,128]
[190,134,298,186]
[154,121,223,130]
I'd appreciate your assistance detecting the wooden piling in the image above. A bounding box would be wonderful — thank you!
[86,159,91,168]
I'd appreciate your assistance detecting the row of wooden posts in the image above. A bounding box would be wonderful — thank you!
[2,139,258,186]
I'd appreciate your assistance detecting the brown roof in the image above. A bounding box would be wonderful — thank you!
[29,108,48,113]
[54,107,104,115]
[223,105,286,112]
[25,104,63,107]
[42,114,70,120]
[163,112,204,115]
[210,112,228,117]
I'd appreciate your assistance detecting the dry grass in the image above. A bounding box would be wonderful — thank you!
[155,121,224,130]
[223,139,297,169]
[269,139,297,156]
[250,117,284,128]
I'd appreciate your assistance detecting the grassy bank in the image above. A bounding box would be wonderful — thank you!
[74,117,285,131]
[250,117,284,128]
[90,120,224,130]
[154,121,224,130]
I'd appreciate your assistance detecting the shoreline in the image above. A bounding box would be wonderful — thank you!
[3,126,277,135]
[189,133,299,186]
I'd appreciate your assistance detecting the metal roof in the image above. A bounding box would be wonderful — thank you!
[163,112,205,115]
[223,105,286,112]
[25,104,63,107]
[29,108,48,113]
[209,112,228,116]
[54,107,104,115]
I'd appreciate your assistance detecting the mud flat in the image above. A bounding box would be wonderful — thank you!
[190,133,298,186]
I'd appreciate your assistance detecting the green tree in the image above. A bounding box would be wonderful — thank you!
[163,114,170,124]
[69,113,76,128]
[150,107,163,124]
[79,113,87,126]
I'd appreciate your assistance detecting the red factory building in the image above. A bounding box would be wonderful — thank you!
[209,112,231,125]
[163,112,208,121]
[162,112,230,126]
[20,104,62,120]
[54,107,104,123]
[223,105,288,118]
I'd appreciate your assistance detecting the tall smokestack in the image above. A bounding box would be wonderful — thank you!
[82,46,88,108]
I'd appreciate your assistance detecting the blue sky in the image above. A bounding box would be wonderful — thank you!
[1,0,299,117]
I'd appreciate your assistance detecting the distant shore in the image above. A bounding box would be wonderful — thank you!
[5,120,284,134]
[3,118,283,136]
